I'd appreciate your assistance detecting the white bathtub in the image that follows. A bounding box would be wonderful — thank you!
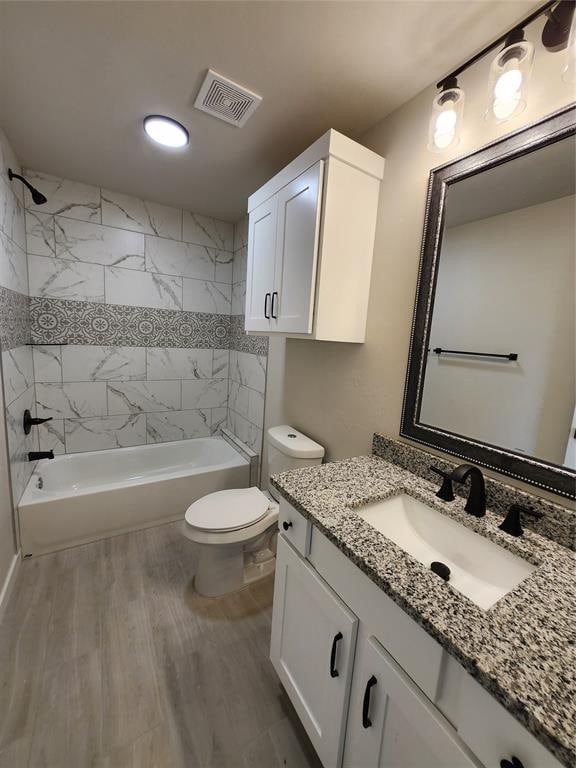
[18,437,249,556]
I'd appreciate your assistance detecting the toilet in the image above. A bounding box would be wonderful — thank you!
[182,426,324,597]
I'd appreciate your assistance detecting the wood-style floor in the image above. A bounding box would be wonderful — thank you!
[0,522,322,768]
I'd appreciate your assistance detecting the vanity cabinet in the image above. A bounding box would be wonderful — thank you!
[245,129,384,343]
[270,502,566,768]
[270,536,357,768]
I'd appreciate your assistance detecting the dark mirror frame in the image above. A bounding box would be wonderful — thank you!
[401,103,576,500]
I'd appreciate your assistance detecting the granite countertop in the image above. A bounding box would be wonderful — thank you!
[271,455,576,768]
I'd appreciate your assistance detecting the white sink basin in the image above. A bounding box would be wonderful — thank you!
[357,494,536,610]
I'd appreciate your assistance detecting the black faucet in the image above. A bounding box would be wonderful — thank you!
[450,464,486,517]
[28,450,54,461]
[430,466,455,501]
[499,504,543,536]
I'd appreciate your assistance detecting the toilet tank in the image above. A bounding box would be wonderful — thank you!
[266,425,325,500]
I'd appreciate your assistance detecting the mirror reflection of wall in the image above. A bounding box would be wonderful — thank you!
[420,136,575,469]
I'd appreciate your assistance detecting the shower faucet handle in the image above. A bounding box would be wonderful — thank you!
[23,409,53,435]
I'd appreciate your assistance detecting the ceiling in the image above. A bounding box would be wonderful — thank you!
[0,1,537,222]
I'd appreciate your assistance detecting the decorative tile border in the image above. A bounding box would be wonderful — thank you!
[30,297,230,349]
[230,314,268,356]
[0,286,30,351]
[372,433,576,550]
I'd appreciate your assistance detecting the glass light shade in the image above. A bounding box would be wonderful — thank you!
[487,40,534,122]
[143,115,189,148]
[427,85,465,152]
[563,5,576,83]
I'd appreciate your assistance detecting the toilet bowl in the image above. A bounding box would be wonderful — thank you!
[182,426,324,597]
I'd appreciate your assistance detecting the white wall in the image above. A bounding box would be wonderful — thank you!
[278,15,575,501]
[421,196,575,465]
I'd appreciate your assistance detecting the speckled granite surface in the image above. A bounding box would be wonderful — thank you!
[373,433,576,550]
[271,456,576,768]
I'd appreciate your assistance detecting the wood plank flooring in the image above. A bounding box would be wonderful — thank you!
[0,522,323,768]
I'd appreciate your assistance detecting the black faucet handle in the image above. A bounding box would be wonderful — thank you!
[430,466,455,502]
[499,504,543,537]
[23,409,53,435]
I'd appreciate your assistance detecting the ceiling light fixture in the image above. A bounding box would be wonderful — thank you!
[428,76,465,151]
[143,115,189,148]
[487,28,534,122]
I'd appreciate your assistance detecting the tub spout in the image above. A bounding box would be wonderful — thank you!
[28,450,54,461]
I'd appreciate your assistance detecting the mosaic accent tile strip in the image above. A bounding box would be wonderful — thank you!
[30,297,230,349]
[0,285,30,350]
[230,314,268,356]
[372,433,576,550]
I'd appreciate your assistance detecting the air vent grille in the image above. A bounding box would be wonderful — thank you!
[194,69,262,127]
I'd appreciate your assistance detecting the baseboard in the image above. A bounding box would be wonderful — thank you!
[0,553,20,622]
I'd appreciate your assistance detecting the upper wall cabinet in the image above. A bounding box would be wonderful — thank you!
[245,130,385,343]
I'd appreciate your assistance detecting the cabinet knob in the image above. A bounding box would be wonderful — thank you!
[500,758,524,768]
[282,521,293,531]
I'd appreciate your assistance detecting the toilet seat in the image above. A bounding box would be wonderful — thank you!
[185,487,271,533]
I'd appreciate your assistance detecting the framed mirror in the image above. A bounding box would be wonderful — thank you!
[401,104,576,500]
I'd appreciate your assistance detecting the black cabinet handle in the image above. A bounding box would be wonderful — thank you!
[329,632,343,678]
[271,291,278,319]
[282,521,292,531]
[264,292,271,320]
[362,675,377,728]
[500,759,524,768]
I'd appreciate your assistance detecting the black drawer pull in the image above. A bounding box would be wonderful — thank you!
[264,292,271,319]
[282,521,292,531]
[271,291,278,319]
[329,632,343,678]
[500,759,524,768]
[362,675,377,728]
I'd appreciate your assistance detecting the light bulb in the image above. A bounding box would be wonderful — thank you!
[494,68,522,100]
[435,108,457,134]
[433,128,456,149]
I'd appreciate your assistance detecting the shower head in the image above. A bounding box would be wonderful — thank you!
[7,169,47,205]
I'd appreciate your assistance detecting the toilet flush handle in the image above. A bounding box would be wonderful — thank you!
[282,521,293,531]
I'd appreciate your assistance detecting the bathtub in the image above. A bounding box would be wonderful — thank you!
[18,437,249,557]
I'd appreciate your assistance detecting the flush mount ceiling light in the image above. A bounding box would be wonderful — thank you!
[143,115,189,148]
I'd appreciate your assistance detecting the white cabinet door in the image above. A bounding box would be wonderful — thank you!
[344,635,481,768]
[245,195,277,332]
[271,536,358,768]
[273,161,324,334]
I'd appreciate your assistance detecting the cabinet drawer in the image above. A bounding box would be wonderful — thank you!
[457,672,564,768]
[278,498,311,557]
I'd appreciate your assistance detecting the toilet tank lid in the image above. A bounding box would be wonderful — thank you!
[267,425,325,459]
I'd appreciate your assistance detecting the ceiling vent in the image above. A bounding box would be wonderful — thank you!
[194,69,262,127]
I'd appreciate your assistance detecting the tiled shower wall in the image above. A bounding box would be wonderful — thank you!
[0,131,37,504]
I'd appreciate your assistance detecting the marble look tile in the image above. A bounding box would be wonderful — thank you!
[28,254,104,302]
[229,351,266,393]
[65,414,146,453]
[101,190,181,239]
[5,386,38,503]
[55,217,145,270]
[0,230,28,295]
[210,406,228,434]
[61,345,146,382]
[248,387,265,427]
[181,378,228,409]
[25,170,101,222]
[37,419,65,455]
[145,409,211,443]
[212,349,229,379]
[146,347,212,380]
[231,281,246,315]
[105,267,182,311]
[32,345,62,383]
[182,212,234,251]
[182,278,231,314]
[227,409,263,455]
[0,183,26,250]
[36,382,107,419]
[229,381,264,428]
[107,381,180,414]
[233,216,248,252]
[145,235,214,280]
[232,245,247,284]
[25,211,55,257]
[2,346,34,405]
[215,250,234,284]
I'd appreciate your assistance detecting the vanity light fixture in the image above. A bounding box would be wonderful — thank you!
[428,76,465,151]
[143,115,189,148]
[487,29,534,122]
